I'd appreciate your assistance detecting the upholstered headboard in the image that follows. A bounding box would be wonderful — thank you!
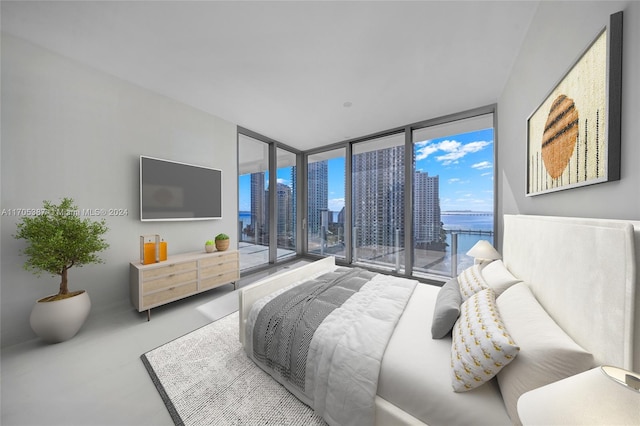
[502,215,638,372]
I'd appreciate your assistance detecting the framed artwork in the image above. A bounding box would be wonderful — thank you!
[526,11,622,196]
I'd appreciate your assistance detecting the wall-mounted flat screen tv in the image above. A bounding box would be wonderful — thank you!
[140,156,222,221]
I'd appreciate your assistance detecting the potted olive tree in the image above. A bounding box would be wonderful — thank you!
[14,198,109,343]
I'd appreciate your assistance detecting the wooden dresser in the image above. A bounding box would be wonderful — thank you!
[130,250,239,320]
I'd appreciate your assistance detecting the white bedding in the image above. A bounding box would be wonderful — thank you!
[308,274,417,426]
[378,283,511,426]
[246,275,513,426]
[246,272,417,426]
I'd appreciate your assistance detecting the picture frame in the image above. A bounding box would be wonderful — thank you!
[526,11,622,196]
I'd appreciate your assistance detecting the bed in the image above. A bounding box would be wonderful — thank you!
[238,215,639,425]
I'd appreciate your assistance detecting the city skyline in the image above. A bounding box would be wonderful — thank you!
[415,127,494,212]
[239,127,494,213]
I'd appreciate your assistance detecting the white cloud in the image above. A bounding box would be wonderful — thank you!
[472,161,492,170]
[448,178,470,185]
[438,140,462,152]
[464,141,492,152]
[415,144,440,161]
[436,152,464,165]
[417,139,491,165]
[328,198,345,211]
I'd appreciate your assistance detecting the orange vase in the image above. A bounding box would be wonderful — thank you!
[143,242,157,265]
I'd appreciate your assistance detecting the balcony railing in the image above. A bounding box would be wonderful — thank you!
[240,217,493,278]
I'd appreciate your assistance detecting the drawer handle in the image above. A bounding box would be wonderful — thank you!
[168,274,175,278]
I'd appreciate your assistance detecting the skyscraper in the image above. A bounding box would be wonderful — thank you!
[307,160,328,236]
[414,171,442,245]
[250,172,267,244]
[276,181,293,241]
[290,166,297,236]
[352,145,405,254]
[352,145,443,259]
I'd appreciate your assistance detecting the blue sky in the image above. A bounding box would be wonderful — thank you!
[415,128,494,212]
[239,128,493,213]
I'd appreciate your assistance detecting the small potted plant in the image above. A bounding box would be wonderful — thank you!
[214,233,230,251]
[14,197,109,343]
[205,239,216,253]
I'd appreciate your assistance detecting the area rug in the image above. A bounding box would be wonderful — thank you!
[141,311,327,426]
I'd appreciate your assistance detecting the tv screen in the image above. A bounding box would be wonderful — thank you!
[140,156,222,221]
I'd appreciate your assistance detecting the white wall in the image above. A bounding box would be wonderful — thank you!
[1,35,238,347]
[498,0,640,243]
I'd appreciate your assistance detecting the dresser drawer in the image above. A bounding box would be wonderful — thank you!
[143,270,197,293]
[142,261,197,281]
[200,252,238,268]
[200,270,240,290]
[200,260,238,279]
[143,282,198,307]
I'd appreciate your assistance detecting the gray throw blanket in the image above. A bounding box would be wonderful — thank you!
[252,267,376,391]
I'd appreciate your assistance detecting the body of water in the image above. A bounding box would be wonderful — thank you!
[239,212,251,226]
[442,213,494,255]
[441,213,493,232]
[239,211,493,240]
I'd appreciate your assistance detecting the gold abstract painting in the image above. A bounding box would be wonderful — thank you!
[527,12,622,196]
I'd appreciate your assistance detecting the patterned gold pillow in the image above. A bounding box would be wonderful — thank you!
[458,264,489,300]
[451,288,519,392]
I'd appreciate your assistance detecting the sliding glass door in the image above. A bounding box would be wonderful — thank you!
[352,133,406,273]
[238,134,270,270]
[306,148,346,258]
[239,130,302,271]
[276,148,297,261]
[412,113,495,277]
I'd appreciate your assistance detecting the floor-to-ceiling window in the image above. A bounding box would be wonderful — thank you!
[412,112,495,278]
[306,148,346,258]
[240,106,495,280]
[276,148,297,261]
[352,133,406,273]
[238,134,270,270]
[239,130,302,271]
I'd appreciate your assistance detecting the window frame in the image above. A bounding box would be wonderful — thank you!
[237,127,302,272]
[239,104,497,282]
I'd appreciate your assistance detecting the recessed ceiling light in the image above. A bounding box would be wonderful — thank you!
[343,101,352,108]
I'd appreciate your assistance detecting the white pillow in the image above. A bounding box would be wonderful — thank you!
[496,283,594,425]
[451,288,519,392]
[481,260,521,296]
[457,264,489,301]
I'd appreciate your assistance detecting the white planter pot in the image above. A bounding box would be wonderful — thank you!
[205,244,215,253]
[30,291,91,343]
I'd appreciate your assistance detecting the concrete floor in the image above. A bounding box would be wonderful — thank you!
[1,260,307,426]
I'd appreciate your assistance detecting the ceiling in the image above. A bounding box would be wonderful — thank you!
[1,1,539,152]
